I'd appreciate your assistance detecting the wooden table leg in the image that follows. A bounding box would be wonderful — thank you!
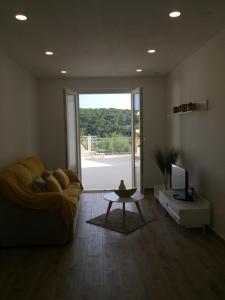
[105,201,112,220]
[135,201,145,222]
[123,202,126,228]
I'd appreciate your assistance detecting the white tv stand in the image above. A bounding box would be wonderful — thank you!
[158,190,210,228]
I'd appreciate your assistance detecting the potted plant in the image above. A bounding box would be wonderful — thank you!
[152,148,179,197]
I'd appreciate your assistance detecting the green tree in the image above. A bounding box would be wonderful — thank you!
[79,108,132,138]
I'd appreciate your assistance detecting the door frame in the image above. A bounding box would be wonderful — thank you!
[64,88,82,179]
[64,88,144,191]
[131,87,144,192]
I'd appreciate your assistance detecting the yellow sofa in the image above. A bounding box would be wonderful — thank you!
[0,157,82,246]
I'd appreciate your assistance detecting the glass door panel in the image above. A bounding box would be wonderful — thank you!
[131,88,143,192]
[64,89,81,179]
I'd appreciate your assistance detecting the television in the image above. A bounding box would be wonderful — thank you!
[171,164,193,201]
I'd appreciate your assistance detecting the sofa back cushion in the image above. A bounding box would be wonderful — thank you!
[46,175,63,193]
[18,157,45,179]
[7,164,33,187]
[0,164,34,201]
[42,170,53,180]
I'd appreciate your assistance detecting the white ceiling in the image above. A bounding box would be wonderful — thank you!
[0,0,225,78]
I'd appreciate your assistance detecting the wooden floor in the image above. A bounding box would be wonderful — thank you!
[0,192,225,300]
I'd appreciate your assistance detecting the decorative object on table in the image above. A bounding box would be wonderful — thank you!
[114,188,137,198]
[152,148,179,189]
[118,179,126,190]
[87,209,155,234]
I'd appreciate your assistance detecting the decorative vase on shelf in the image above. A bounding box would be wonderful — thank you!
[118,180,126,190]
[173,106,180,113]
[187,102,196,111]
[181,103,188,112]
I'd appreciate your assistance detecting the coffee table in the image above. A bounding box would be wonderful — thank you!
[104,191,145,228]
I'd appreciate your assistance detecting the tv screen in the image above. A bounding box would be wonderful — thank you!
[171,164,193,201]
[171,164,186,190]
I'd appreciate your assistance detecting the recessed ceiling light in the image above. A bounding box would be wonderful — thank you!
[169,11,181,18]
[15,14,28,21]
[60,70,67,74]
[136,69,143,72]
[45,51,54,56]
[147,49,156,53]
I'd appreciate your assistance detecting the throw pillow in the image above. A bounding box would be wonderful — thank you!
[42,170,53,180]
[53,168,70,189]
[46,175,63,193]
[33,176,48,193]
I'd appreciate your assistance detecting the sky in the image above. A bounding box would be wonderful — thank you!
[79,93,131,109]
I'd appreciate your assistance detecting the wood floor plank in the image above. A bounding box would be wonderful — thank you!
[0,191,225,300]
[88,232,103,256]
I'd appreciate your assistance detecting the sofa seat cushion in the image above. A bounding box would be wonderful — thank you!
[54,168,70,189]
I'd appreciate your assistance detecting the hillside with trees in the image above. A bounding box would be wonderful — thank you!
[79,108,131,138]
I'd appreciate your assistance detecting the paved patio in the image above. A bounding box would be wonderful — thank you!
[81,155,132,190]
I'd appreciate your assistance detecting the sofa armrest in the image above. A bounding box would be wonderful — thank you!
[17,191,66,211]
[63,169,83,190]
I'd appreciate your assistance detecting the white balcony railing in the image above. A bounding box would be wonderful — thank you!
[81,136,132,156]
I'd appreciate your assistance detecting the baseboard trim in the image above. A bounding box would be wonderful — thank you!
[208,226,225,243]
[144,188,154,192]
[83,188,155,193]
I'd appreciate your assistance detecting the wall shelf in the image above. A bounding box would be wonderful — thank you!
[168,100,208,117]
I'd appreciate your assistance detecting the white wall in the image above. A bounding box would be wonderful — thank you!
[0,52,39,168]
[38,77,167,188]
[167,28,225,239]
